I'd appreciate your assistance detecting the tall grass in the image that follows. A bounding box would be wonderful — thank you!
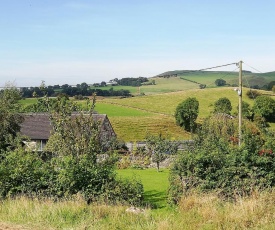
[2,190,275,229]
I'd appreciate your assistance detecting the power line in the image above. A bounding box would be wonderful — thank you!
[177,62,238,88]
[204,66,239,88]
[243,62,263,73]
[176,62,238,75]
[198,62,238,72]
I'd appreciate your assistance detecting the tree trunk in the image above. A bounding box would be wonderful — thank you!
[157,162,160,172]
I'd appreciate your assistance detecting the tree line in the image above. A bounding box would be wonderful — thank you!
[20,82,131,98]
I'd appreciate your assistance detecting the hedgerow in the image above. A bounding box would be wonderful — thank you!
[168,116,275,204]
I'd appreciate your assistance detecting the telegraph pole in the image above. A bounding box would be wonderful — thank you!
[238,61,243,146]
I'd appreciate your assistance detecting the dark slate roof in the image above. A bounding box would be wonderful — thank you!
[21,113,51,139]
[20,113,108,140]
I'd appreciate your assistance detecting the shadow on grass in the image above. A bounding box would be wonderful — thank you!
[144,190,167,209]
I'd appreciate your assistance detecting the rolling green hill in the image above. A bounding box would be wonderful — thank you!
[19,72,275,141]
[95,87,274,141]
[89,70,275,96]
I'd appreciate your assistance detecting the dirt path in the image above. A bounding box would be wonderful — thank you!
[0,223,28,230]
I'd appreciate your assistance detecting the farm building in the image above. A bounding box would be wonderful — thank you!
[20,113,116,151]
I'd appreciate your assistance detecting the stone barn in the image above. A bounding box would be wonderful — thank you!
[20,113,116,151]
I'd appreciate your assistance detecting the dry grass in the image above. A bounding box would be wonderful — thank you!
[2,190,275,229]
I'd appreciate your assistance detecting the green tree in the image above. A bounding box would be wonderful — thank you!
[215,78,226,86]
[253,95,275,122]
[214,97,232,114]
[237,101,253,120]
[175,97,199,133]
[267,81,275,90]
[146,134,179,172]
[43,95,144,203]
[0,87,23,157]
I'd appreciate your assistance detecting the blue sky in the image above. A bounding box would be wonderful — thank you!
[1,0,274,87]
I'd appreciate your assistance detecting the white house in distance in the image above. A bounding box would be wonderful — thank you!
[106,80,118,86]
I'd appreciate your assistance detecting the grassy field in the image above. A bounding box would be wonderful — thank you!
[97,87,275,141]
[89,77,200,95]
[18,87,275,141]
[94,103,153,117]
[18,97,38,107]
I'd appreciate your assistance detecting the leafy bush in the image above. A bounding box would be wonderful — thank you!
[102,177,144,206]
[253,95,275,122]
[0,149,53,197]
[246,89,262,99]
[213,97,232,114]
[215,79,226,86]
[168,116,275,204]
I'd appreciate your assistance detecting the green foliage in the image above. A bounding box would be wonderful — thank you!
[253,95,275,122]
[237,101,253,120]
[213,97,232,114]
[215,78,226,86]
[50,154,117,200]
[168,116,274,204]
[22,96,80,113]
[0,149,53,197]
[175,97,199,132]
[0,94,143,205]
[146,134,179,172]
[0,87,23,156]
[246,89,262,99]
[103,177,144,206]
[267,81,275,90]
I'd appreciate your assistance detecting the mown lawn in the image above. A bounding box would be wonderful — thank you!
[117,168,170,209]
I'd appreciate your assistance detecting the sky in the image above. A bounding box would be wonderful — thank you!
[1,0,275,87]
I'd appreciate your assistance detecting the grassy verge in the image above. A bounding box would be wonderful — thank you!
[2,190,275,229]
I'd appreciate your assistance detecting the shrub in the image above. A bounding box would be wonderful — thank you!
[168,116,273,204]
[0,149,54,197]
[215,79,226,86]
[253,95,275,122]
[213,97,232,114]
[246,89,261,99]
[102,177,144,206]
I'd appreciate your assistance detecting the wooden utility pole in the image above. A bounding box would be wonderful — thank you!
[238,61,243,146]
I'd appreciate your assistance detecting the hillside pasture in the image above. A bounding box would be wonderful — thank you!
[94,103,153,117]
[96,87,275,141]
[101,87,256,118]
[17,87,275,141]
[140,77,199,94]
[179,71,239,87]
[178,70,275,89]
[109,115,189,141]
[90,77,199,95]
